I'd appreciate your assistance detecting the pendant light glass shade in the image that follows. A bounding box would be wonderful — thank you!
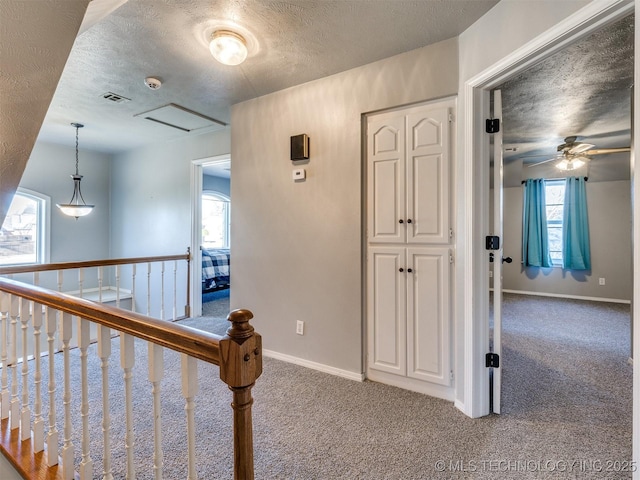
[57,123,94,219]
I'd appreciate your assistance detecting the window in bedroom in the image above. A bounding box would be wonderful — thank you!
[0,188,50,266]
[545,179,566,266]
[202,191,230,248]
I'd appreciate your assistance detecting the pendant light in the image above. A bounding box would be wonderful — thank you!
[57,123,94,218]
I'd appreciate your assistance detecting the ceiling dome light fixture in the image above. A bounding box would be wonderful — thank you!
[57,123,94,219]
[209,30,248,66]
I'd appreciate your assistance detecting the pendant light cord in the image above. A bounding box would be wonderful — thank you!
[75,124,80,176]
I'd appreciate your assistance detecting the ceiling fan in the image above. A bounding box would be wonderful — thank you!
[526,136,631,170]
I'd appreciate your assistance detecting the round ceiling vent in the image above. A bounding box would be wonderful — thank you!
[144,77,162,90]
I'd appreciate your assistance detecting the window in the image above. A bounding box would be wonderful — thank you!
[202,192,230,248]
[544,179,566,266]
[0,188,50,265]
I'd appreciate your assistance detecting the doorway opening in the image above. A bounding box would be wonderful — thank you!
[487,13,633,416]
[190,154,231,318]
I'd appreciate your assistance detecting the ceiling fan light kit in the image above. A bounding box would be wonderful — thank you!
[209,30,248,66]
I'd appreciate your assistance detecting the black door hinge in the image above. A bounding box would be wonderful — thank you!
[486,235,500,250]
[486,118,500,133]
[486,353,500,368]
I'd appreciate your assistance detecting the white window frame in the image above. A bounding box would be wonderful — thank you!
[544,179,566,267]
[202,190,230,249]
[0,187,51,266]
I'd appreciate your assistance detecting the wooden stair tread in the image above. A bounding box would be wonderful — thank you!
[0,418,70,480]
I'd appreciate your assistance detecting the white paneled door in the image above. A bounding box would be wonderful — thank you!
[366,97,455,400]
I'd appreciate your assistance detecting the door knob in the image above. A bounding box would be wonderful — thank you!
[407,219,412,224]
[407,268,413,273]
[399,268,404,272]
[502,256,513,264]
[399,219,404,224]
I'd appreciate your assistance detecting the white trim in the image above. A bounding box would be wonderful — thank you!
[64,286,132,303]
[462,0,634,421]
[263,349,365,382]
[367,369,455,401]
[190,154,231,318]
[501,289,631,305]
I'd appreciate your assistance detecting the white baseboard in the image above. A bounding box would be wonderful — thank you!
[263,349,365,382]
[500,289,631,304]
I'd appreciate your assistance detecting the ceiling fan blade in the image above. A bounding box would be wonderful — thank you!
[583,147,631,155]
[568,143,595,154]
[526,156,561,168]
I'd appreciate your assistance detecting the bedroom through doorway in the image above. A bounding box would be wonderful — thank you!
[190,154,231,318]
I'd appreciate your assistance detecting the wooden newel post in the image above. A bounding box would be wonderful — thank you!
[219,309,262,480]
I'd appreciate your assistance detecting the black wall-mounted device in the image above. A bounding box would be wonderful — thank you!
[290,134,310,160]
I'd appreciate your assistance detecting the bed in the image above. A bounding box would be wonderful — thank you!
[202,248,230,291]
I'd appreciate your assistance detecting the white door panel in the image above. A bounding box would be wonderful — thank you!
[368,247,406,375]
[368,116,406,243]
[407,247,451,385]
[492,89,504,414]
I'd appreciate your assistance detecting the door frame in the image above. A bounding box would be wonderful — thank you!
[462,0,635,421]
[190,153,231,317]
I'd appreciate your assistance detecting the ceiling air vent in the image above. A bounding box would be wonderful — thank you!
[101,92,131,103]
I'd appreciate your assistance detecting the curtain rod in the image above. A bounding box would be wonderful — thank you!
[521,177,588,185]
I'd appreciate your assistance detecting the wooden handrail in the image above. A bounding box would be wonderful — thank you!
[0,251,190,276]
[0,277,220,365]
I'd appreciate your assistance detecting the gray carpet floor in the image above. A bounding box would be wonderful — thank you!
[176,292,633,479]
[17,292,632,479]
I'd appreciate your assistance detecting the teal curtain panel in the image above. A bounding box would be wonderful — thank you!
[522,179,552,267]
[562,176,591,270]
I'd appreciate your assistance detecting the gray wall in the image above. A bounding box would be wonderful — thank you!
[230,38,459,375]
[110,130,230,258]
[19,141,111,262]
[497,180,632,301]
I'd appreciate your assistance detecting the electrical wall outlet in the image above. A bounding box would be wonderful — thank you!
[296,320,304,335]
[599,277,606,286]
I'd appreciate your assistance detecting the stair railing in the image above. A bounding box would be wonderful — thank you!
[0,276,261,480]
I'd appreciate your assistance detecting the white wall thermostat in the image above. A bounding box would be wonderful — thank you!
[293,168,306,181]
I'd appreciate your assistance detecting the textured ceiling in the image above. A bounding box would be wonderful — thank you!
[499,14,634,177]
[0,0,90,223]
[36,0,499,153]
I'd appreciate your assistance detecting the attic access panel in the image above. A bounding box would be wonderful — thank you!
[135,103,227,133]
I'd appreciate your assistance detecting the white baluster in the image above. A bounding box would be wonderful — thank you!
[149,344,164,480]
[32,302,44,453]
[147,263,152,316]
[172,260,178,321]
[98,325,114,480]
[9,294,20,430]
[20,298,31,441]
[116,265,121,309]
[98,266,104,303]
[131,264,137,313]
[78,268,84,298]
[46,308,59,466]
[78,317,93,479]
[0,292,10,420]
[60,312,75,480]
[160,262,165,320]
[57,270,63,293]
[181,354,199,480]
[120,332,136,479]
[34,271,39,287]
